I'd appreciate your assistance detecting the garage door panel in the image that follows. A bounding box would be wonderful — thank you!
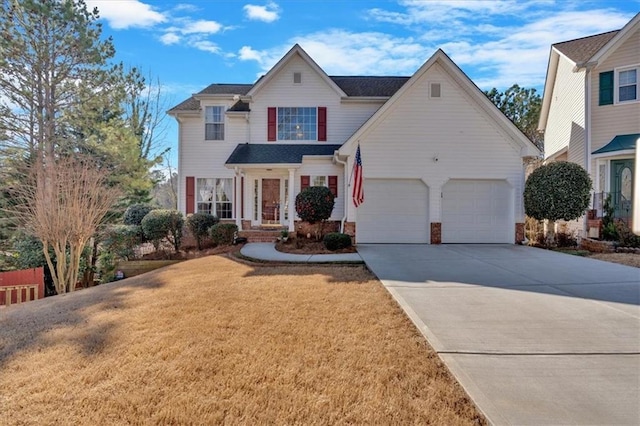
[357,179,429,244]
[442,180,513,244]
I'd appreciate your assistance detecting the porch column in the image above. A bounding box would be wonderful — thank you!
[288,168,296,232]
[235,168,242,230]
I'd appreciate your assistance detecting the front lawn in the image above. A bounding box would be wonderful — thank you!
[0,255,485,425]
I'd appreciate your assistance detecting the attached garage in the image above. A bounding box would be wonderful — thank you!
[442,179,514,243]
[356,179,429,243]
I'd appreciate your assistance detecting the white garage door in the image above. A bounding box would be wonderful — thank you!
[442,179,513,243]
[357,179,429,243]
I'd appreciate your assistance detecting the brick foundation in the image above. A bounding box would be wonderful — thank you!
[241,220,251,231]
[515,223,525,244]
[343,222,356,237]
[430,222,441,244]
[580,237,615,253]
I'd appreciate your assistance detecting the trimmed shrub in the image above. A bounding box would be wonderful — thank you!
[123,203,154,226]
[323,232,352,251]
[187,213,219,250]
[524,162,592,222]
[295,186,335,224]
[101,224,141,260]
[141,209,184,252]
[209,223,238,245]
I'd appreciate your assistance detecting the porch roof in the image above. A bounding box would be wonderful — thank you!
[592,133,639,155]
[225,144,342,165]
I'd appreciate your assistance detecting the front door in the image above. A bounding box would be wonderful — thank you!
[261,179,280,224]
[610,159,634,220]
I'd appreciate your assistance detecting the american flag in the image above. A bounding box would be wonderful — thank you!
[352,144,364,207]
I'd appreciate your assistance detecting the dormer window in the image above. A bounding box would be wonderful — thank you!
[293,72,302,84]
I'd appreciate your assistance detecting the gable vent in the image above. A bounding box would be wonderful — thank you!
[430,83,441,98]
[293,72,302,84]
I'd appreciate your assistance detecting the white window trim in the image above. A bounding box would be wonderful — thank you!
[311,175,328,187]
[204,106,225,140]
[196,177,234,218]
[613,64,639,105]
[277,107,318,141]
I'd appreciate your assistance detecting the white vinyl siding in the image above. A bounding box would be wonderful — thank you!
[544,54,586,166]
[250,54,383,144]
[356,179,429,243]
[348,61,526,232]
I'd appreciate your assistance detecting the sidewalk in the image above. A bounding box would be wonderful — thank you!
[240,243,363,263]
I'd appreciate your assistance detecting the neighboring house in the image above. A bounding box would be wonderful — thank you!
[168,44,539,244]
[539,13,640,236]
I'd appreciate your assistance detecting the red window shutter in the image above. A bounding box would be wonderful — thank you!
[328,175,338,197]
[267,107,277,141]
[186,176,195,214]
[318,107,327,141]
[241,176,244,219]
[301,175,310,191]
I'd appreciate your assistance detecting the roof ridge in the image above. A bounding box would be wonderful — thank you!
[553,29,620,46]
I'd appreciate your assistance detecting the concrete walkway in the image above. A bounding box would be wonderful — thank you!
[358,244,640,425]
[240,242,363,263]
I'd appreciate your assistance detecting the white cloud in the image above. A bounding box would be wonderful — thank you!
[243,2,280,23]
[160,33,181,45]
[172,4,200,13]
[191,40,221,54]
[86,0,166,29]
[239,30,426,76]
[180,20,223,35]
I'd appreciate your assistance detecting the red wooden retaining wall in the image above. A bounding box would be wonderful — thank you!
[0,267,45,306]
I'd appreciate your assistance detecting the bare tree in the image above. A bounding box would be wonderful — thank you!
[11,157,120,293]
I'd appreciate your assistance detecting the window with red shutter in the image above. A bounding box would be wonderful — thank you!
[301,175,310,191]
[318,107,327,141]
[267,107,276,141]
[186,176,195,214]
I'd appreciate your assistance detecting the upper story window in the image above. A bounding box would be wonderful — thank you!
[267,106,326,142]
[278,107,317,140]
[599,67,639,106]
[617,67,637,103]
[205,106,224,140]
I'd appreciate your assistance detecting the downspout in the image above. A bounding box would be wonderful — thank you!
[584,66,593,237]
[333,151,348,233]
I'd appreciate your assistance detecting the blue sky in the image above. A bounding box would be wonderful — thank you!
[85,0,639,168]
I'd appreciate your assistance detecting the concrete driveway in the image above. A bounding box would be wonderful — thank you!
[358,244,640,425]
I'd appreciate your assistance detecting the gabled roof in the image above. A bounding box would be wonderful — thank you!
[539,13,640,131]
[247,44,347,98]
[339,49,540,157]
[553,31,619,64]
[225,144,342,165]
[168,84,252,113]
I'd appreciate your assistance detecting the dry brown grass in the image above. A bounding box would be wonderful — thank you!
[587,252,640,268]
[0,255,485,425]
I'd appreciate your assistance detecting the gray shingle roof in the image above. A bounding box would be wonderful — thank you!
[330,76,410,96]
[227,100,251,112]
[226,144,342,165]
[553,30,619,64]
[169,76,410,113]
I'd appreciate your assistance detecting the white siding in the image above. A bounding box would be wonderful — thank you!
[345,62,526,231]
[249,55,382,144]
[590,29,640,157]
[544,54,586,166]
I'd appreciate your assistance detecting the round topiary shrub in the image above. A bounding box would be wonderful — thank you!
[209,223,238,245]
[323,232,352,251]
[187,213,219,250]
[524,161,592,222]
[295,186,335,224]
[141,209,184,252]
[123,203,155,226]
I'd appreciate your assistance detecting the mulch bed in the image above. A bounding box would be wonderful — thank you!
[275,237,356,255]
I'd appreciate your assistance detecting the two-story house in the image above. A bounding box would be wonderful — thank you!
[169,45,539,244]
[539,13,640,236]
